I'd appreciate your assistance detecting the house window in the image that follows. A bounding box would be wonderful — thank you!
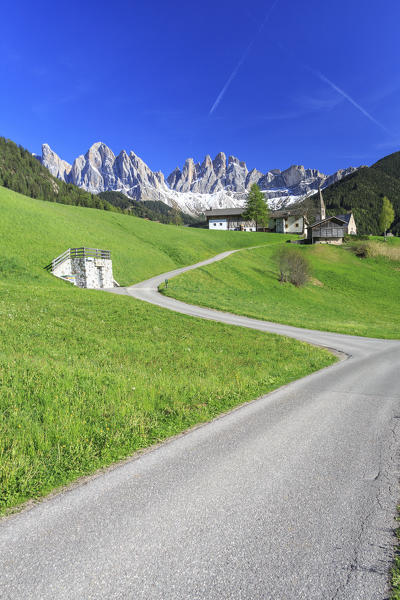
[220,222,223,226]
[213,223,216,226]
[295,223,299,227]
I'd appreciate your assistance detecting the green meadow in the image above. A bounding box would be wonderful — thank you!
[0,187,335,513]
[164,241,400,339]
[0,186,278,286]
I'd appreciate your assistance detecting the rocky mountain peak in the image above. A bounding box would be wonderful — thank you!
[39,142,358,217]
[41,143,72,180]
[212,152,226,177]
[86,142,115,173]
[246,168,264,189]
[202,154,213,169]
[227,155,241,166]
[281,165,307,187]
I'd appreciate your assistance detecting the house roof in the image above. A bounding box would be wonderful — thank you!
[335,213,353,224]
[270,209,304,218]
[309,215,348,228]
[204,208,244,217]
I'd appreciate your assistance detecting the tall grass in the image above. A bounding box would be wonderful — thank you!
[349,240,400,260]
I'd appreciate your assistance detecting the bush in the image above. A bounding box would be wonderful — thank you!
[350,240,400,261]
[274,247,310,287]
[350,241,372,257]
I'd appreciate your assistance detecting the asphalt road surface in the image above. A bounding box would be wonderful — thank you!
[1,250,400,599]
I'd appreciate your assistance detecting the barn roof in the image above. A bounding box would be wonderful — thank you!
[309,215,347,228]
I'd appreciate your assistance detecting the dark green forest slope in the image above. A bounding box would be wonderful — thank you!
[310,151,400,235]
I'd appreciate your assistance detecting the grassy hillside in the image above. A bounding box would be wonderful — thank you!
[0,186,335,513]
[0,185,286,286]
[310,151,400,235]
[164,242,400,339]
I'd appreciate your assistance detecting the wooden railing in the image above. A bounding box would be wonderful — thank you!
[45,247,111,272]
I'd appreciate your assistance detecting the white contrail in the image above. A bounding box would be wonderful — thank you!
[209,43,253,115]
[209,0,279,115]
[311,68,392,136]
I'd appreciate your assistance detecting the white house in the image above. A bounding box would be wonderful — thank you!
[205,208,257,231]
[269,210,308,234]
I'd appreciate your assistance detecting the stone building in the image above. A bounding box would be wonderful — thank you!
[49,248,116,289]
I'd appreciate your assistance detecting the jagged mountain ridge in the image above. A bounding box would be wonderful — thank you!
[39,142,358,216]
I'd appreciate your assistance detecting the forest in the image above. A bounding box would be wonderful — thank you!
[311,151,400,235]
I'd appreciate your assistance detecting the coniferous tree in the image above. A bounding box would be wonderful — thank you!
[242,184,269,230]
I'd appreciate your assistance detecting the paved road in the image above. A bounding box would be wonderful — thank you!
[1,250,400,599]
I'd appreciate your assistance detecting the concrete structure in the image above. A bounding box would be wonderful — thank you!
[49,248,116,289]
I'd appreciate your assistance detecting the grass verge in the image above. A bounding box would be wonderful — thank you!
[391,516,400,599]
[0,281,335,514]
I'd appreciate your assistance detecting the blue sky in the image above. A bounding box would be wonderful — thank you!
[1,0,399,176]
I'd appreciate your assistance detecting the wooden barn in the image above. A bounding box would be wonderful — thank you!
[307,189,357,244]
[308,216,348,244]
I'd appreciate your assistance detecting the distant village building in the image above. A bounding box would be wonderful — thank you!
[48,248,116,289]
[205,208,257,231]
[307,188,357,244]
[269,209,308,235]
[204,207,308,234]
[308,216,349,244]
[204,187,357,244]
